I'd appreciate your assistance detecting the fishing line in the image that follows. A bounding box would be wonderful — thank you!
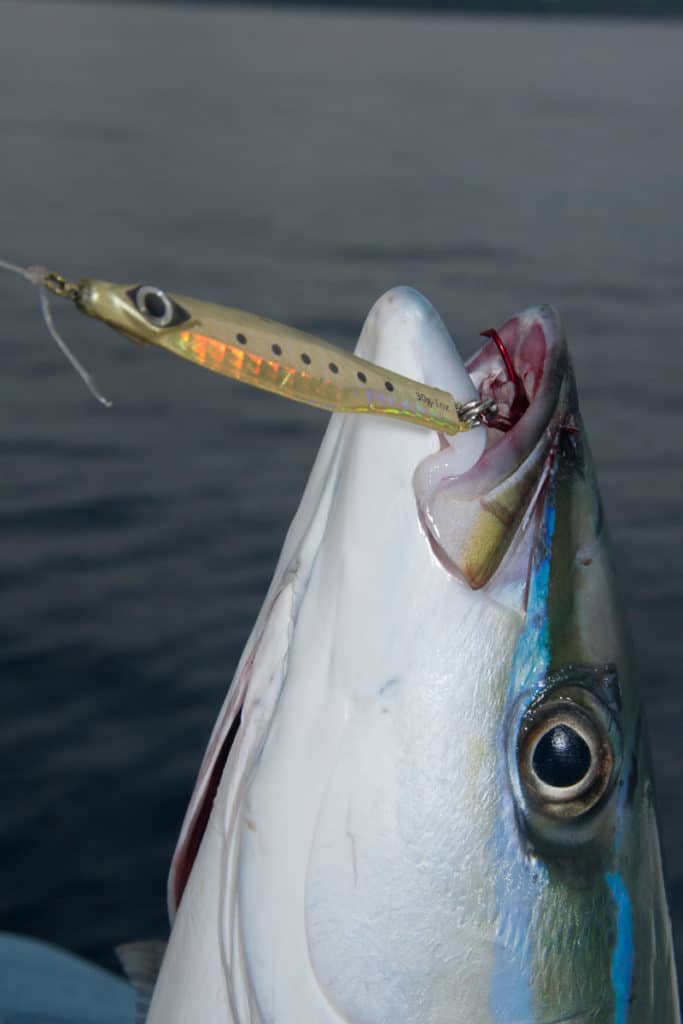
[0,258,112,407]
[39,286,112,407]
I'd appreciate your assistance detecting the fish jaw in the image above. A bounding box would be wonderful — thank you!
[149,288,679,1024]
[148,287,523,1023]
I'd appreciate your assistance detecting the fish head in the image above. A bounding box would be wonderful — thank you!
[148,288,678,1024]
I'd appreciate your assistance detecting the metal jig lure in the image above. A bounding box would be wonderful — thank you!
[3,263,496,434]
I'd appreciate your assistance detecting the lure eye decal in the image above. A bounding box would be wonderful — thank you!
[128,285,189,329]
[514,676,621,827]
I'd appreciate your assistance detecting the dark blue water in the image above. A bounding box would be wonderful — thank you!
[1,0,682,985]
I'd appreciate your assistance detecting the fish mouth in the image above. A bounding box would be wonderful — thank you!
[414,303,574,600]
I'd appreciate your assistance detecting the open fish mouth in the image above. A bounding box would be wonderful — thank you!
[414,303,573,602]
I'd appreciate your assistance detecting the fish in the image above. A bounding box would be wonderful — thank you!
[140,285,680,1023]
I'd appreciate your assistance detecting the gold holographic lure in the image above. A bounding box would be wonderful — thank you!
[1,262,495,434]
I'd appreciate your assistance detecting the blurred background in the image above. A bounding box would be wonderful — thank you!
[1,0,682,992]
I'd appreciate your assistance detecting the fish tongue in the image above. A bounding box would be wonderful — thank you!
[356,286,486,474]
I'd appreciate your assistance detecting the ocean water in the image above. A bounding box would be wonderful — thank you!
[1,0,682,988]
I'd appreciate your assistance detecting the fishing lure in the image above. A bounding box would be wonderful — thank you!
[1,262,496,434]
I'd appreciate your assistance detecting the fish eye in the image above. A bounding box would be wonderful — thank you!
[516,690,617,822]
[129,285,188,329]
[532,722,592,788]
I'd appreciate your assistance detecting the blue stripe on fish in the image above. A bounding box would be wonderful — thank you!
[490,475,557,1020]
[606,872,634,1024]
